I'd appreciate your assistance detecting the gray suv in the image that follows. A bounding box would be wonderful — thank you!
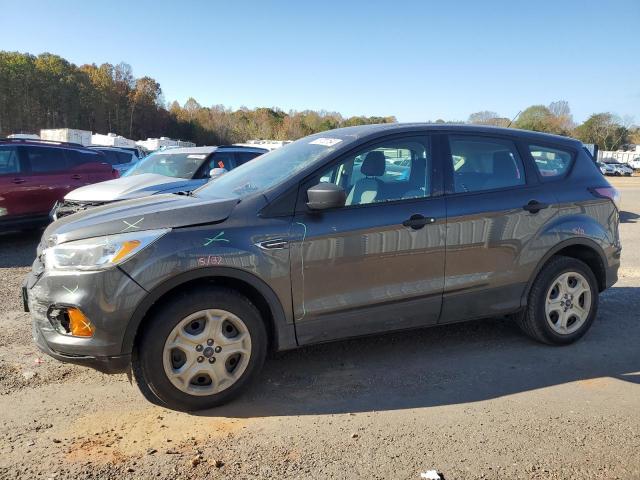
[23,124,621,411]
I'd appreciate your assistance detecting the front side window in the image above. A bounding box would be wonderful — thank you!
[0,147,21,175]
[449,136,525,193]
[25,146,67,173]
[529,145,573,179]
[208,152,236,172]
[317,137,431,206]
[237,151,262,165]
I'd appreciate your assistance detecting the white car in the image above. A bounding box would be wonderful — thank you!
[630,157,640,171]
[602,161,633,176]
[597,162,616,175]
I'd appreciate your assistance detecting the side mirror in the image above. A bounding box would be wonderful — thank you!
[208,167,228,180]
[306,182,346,210]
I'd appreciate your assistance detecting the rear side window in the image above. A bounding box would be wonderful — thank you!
[67,149,106,167]
[24,146,67,173]
[0,146,21,174]
[449,136,525,193]
[529,145,573,179]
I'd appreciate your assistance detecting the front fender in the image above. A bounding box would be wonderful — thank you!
[119,220,296,354]
[120,266,297,355]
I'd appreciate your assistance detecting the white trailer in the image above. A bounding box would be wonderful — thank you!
[91,132,137,148]
[40,128,92,146]
[136,137,196,152]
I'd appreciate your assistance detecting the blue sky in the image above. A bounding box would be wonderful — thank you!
[2,0,639,123]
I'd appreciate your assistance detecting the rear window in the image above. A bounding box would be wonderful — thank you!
[529,145,573,179]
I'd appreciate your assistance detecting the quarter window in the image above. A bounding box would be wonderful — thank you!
[317,137,431,206]
[529,145,573,179]
[449,136,525,193]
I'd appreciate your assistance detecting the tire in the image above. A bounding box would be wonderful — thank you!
[516,256,599,345]
[132,286,267,411]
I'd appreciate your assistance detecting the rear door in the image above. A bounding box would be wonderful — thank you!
[441,134,558,322]
[22,145,76,215]
[290,133,447,344]
[67,149,113,183]
[0,145,32,219]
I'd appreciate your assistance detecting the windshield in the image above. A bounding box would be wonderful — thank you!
[195,135,345,199]
[123,151,207,178]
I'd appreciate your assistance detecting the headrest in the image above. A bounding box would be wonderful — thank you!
[361,151,386,177]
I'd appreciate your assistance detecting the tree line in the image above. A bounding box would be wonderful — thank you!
[0,51,636,150]
[0,51,395,145]
[463,101,638,151]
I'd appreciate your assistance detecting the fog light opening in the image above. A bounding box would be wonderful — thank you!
[48,306,95,337]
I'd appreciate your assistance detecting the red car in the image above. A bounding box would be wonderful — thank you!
[0,139,118,229]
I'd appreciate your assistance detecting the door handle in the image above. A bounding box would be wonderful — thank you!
[402,214,436,230]
[70,174,82,180]
[523,200,549,213]
[12,178,26,184]
[256,239,288,250]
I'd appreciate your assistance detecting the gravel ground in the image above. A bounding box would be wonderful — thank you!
[0,177,638,480]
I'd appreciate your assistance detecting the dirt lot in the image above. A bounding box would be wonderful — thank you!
[1,177,639,480]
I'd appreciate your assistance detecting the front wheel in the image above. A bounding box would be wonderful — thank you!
[133,287,267,411]
[516,256,599,345]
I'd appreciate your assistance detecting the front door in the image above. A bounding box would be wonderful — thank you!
[290,134,447,344]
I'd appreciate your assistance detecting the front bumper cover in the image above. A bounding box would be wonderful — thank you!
[32,320,130,373]
[24,253,147,374]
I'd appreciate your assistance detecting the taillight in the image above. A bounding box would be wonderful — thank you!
[590,187,621,210]
[112,168,120,178]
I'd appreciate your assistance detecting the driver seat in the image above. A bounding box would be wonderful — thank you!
[346,151,385,205]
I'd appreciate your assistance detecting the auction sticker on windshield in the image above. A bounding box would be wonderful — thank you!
[309,138,342,147]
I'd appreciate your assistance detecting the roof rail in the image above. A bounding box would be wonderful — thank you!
[0,137,85,148]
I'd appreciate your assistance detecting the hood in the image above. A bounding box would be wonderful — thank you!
[45,193,239,244]
[64,173,201,202]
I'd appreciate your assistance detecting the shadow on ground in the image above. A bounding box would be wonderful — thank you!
[0,230,41,268]
[620,210,640,224]
[199,285,640,418]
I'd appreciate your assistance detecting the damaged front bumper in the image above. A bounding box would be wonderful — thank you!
[24,254,147,374]
[50,199,112,221]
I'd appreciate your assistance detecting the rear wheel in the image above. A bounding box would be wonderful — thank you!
[517,256,599,345]
[132,286,267,411]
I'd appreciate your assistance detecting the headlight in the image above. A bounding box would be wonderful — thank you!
[43,229,169,271]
